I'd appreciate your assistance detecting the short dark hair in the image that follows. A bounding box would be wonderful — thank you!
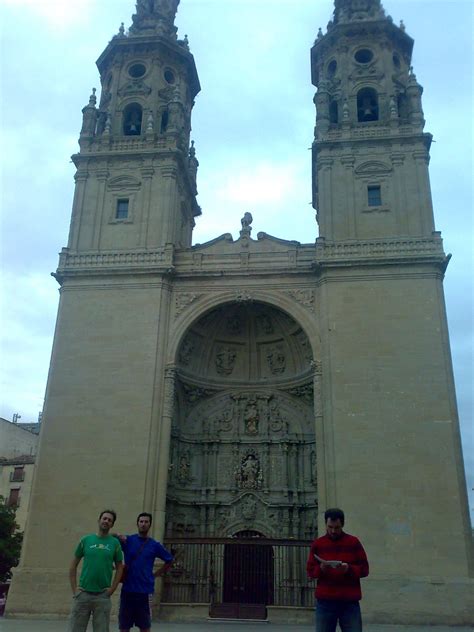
[324,508,345,525]
[99,509,117,524]
[137,512,153,525]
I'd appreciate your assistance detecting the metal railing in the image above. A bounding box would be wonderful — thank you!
[162,537,313,608]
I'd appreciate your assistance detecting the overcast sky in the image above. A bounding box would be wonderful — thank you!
[0,0,472,517]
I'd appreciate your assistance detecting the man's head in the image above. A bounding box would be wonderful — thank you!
[324,507,345,540]
[136,512,153,535]
[98,509,117,534]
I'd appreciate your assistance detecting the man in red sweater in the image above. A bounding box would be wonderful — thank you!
[306,508,369,632]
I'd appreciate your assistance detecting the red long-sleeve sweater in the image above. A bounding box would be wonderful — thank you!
[306,531,369,601]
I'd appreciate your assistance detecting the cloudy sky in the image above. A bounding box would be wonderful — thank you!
[0,0,472,515]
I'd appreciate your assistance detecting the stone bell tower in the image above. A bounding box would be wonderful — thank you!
[310,0,473,623]
[72,0,200,256]
[312,0,432,241]
[6,0,202,617]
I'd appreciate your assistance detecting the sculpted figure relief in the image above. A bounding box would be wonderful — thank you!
[244,399,259,435]
[267,345,286,374]
[215,346,237,375]
[236,454,262,490]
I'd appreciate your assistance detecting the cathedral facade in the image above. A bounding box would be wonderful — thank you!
[7,0,473,624]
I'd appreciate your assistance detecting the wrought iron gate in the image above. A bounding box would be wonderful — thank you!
[162,537,313,619]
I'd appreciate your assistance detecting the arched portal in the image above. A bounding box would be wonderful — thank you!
[166,301,317,540]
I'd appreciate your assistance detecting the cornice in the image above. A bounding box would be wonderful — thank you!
[54,236,447,283]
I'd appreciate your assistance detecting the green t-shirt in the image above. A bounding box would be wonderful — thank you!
[74,534,123,593]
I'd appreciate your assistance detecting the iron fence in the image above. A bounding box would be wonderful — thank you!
[162,537,314,608]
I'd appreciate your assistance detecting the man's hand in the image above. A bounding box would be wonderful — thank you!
[69,557,81,595]
[153,561,172,578]
[340,562,349,573]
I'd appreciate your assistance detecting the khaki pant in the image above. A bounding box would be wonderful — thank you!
[69,590,111,632]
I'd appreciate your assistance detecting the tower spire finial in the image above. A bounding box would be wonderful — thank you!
[130,0,180,38]
[333,0,385,24]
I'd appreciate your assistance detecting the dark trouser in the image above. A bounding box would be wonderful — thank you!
[69,590,111,632]
[315,599,362,632]
[119,591,151,630]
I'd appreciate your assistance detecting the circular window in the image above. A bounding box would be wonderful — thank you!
[129,63,146,78]
[327,60,337,78]
[354,49,374,64]
[393,53,401,69]
[164,69,176,84]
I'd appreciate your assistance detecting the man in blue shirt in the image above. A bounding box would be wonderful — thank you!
[118,512,173,632]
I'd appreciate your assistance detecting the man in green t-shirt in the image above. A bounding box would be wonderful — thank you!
[68,509,124,632]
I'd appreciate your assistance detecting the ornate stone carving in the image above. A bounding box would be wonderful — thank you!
[257,314,274,335]
[179,336,194,366]
[177,452,191,485]
[235,452,263,490]
[286,383,314,403]
[118,79,152,97]
[244,399,259,435]
[181,384,215,403]
[287,289,315,312]
[217,406,233,433]
[235,290,254,303]
[175,292,201,315]
[266,345,286,375]
[268,398,287,433]
[241,494,258,520]
[216,507,231,533]
[215,346,237,375]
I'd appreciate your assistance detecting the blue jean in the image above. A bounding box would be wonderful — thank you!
[315,599,362,632]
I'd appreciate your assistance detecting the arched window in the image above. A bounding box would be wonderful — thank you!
[123,103,143,136]
[357,88,379,122]
[329,100,339,124]
[160,109,169,133]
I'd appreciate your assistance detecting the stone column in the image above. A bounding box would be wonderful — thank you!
[317,157,333,238]
[390,152,407,234]
[153,364,176,539]
[139,165,155,247]
[91,166,109,250]
[412,149,435,235]
[68,169,88,250]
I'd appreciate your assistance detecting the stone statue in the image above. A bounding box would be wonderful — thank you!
[241,212,253,230]
[236,454,262,490]
[244,400,259,435]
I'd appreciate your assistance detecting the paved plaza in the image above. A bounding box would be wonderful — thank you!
[1,621,473,632]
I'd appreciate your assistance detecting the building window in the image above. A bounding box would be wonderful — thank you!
[10,466,24,482]
[329,100,339,124]
[7,488,20,508]
[123,103,143,136]
[357,88,379,122]
[368,185,382,207]
[116,199,129,220]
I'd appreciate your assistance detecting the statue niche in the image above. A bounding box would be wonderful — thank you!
[235,452,262,490]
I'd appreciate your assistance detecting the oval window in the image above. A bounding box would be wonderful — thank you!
[164,69,176,84]
[129,63,146,78]
[354,49,374,64]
